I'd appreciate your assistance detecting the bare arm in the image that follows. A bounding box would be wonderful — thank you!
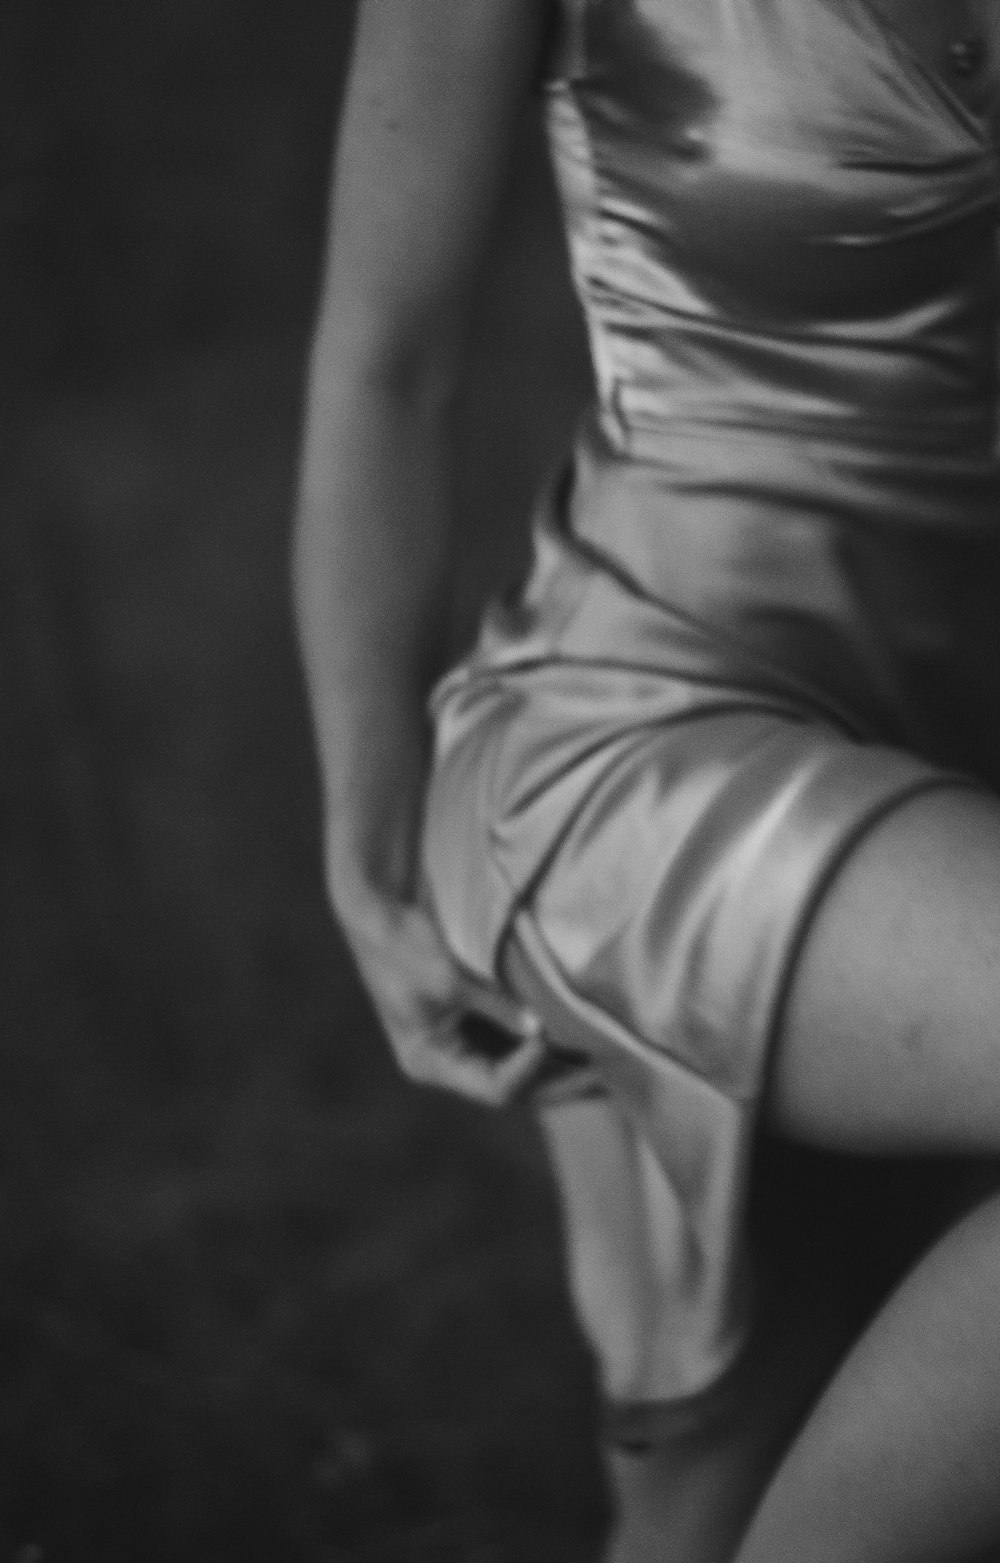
[293,0,546,1099]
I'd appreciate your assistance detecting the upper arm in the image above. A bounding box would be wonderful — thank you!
[315,0,547,391]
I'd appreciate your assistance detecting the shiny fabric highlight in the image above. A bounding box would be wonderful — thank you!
[420,0,1000,1398]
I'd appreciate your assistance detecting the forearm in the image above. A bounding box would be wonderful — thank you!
[293,360,457,899]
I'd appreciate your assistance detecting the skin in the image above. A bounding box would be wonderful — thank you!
[293,4,804,1551]
[294,0,548,1104]
[294,1,1000,1558]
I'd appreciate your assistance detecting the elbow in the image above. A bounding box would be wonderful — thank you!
[307,304,466,429]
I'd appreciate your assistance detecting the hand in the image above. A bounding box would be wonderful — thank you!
[332,869,546,1108]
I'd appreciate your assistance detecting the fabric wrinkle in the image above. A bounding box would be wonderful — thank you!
[420,0,1000,1400]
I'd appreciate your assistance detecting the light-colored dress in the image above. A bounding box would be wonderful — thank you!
[420,0,1000,1397]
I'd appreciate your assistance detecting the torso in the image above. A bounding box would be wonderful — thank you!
[523,0,1000,770]
[424,0,1000,987]
[539,0,1000,459]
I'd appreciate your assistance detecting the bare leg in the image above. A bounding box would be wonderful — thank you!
[735,786,1000,1562]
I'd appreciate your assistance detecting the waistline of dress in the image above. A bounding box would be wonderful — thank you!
[594,404,1000,464]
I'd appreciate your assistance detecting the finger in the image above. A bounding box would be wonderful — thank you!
[395,904,543,1041]
[480,1028,549,1104]
[453,999,547,1104]
[394,1014,548,1107]
[430,1041,544,1107]
[454,971,543,1043]
[389,1011,470,1090]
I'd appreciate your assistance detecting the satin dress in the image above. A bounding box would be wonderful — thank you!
[421,0,1000,1397]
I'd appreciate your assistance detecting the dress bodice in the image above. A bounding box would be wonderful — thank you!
[542,0,1000,457]
[514,0,1000,762]
[420,3,1000,1404]
[424,0,1000,993]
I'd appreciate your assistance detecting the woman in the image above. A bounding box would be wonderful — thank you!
[293,0,1000,1557]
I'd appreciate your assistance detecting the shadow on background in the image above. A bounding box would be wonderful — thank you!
[0,3,603,1558]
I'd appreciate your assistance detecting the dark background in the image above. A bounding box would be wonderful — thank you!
[0,3,603,1558]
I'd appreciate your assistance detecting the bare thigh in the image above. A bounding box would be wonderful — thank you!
[767,785,1000,1155]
